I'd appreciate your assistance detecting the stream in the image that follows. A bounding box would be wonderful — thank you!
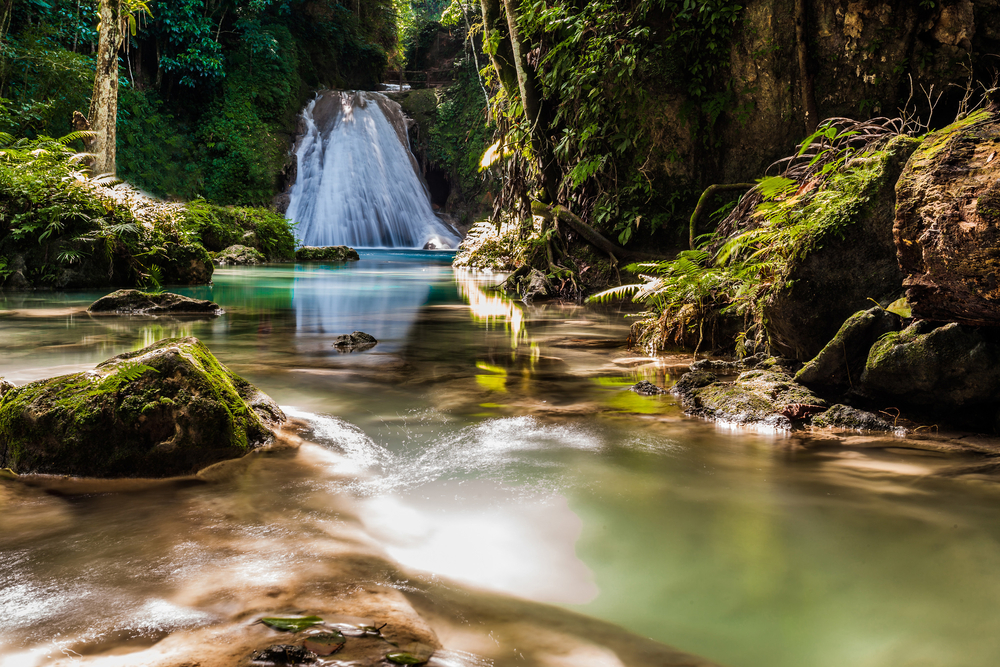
[2,250,1000,667]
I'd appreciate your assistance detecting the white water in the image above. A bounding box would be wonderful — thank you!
[286,91,460,249]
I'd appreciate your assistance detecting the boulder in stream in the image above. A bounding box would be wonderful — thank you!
[796,307,902,388]
[88,289,223,316]
[811,404,894,432]
[160,242,214,284]
[296,246,360,262]
[0,337,285,477]
[333,331,378,352]
[672,368,826,429]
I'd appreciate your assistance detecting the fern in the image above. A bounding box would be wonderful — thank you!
[99,361,158,392]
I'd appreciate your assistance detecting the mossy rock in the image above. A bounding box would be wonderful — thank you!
[295,246,360,262]
[213,244,265,266]
[796,307,902,388]
[0,337,285,477]
[159,243,214,285]
[88,289,223,316]
[811,404,893,432]
[674,368,825,429]
[860,321,1000,409]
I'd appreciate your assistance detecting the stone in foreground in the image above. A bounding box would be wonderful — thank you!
[796,307,901,388]
[88,289,223,316]
[811,404,894,432]
[213,244,265,266]
[295,245,360,262]
[333,331,378,352]
[0,337,285,477]
[673,368,825,429]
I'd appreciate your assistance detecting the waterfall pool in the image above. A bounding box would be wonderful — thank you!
[2,250,1000,667]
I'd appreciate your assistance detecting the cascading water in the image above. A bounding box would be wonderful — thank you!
[285,91,460,249]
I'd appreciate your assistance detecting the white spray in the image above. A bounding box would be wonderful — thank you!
[285,91,459,249]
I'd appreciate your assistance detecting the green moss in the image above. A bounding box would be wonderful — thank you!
[0,337,281,477]
[977,181,1000,225]
[182,201,296,261]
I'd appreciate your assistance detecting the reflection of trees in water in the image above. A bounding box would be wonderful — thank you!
[454,270,528,351]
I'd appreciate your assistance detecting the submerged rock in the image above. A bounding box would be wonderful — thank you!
[673,368,825,429]
[88,289,223,316]
[811,404,894,432]
[796,307,902,388]
[213,244,265,266]
[333,331,378,352]
[0,337,285,477]
[895,112,1000,325]
[295,246,360,262]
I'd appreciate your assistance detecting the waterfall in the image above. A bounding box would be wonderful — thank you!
[285,91,460,249]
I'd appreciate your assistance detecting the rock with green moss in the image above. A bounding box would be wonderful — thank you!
[159,243,214,285]
[0,337,285,477]
[213,245,265,266]
[674,368,825,429]
[295,246,360,262]
[796,307,902,388]
[894,111,1000,325]
[88,289,223,316]
[860,321,1000,407]
[762,135,919,361]
[811,404,893,432]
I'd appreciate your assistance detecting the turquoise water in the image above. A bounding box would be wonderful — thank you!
[2,250,999,667]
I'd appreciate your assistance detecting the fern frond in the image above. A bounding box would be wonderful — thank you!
[587,283,643,303]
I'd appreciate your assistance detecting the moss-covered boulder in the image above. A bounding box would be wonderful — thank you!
[213,245,265,266]
[88,289,223,316]
[796,307,902,388]
[860,321,1000,408]
[762,135,919,361]
[672,368,825,429]
[295,246,360,262]
[811,404,893,432]
[894,111,1000,325]
[0,337,285,477]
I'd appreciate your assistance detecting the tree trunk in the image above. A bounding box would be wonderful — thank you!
[89,0,124,176]
[479,0,519,101]
[794,0,819,134]
[499,0,560,203]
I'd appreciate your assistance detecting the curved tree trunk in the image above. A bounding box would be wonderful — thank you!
[89,0,124,176]
[479,0,519,102]
[794,0,819,134]
[499,0,560,203]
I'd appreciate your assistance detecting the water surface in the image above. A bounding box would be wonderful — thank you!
[2,250,999,667]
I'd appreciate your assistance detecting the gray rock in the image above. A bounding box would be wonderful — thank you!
[249,644,317,665]
[333,331,378,352]
[691,353,767,374]
[796,307,902,388]
[673,369,825,429]
[631,380,665,396]
[0,337,285,478]
[88,289,223,316]
[811,404,894,432]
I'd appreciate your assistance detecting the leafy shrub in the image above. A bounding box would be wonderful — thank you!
[182,200,295,261]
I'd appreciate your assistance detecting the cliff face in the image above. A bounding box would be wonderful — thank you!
[706,0,999,183]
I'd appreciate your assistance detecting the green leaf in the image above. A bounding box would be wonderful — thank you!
[885,297,912,318]
[386,652,428,665]
[260,616,323,632]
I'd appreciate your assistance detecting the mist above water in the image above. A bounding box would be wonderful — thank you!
[285,91,459,249]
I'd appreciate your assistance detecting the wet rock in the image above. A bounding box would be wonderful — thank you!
[88,289,223,316]
[631,380,665,396]
[249,644,317,666]
[0,337,285,477]
[295,245,360,262]
[0,378,14,398]
[521,269,553,302]
[333,331,378,352]
[894,112,1000,325]
[763,136,919,361]
[160,243,214,285]
[811,404,894,432]
[213,244,265,266]
[860,321,1000,408]
[673,369,825,429]
[796,307,902,388]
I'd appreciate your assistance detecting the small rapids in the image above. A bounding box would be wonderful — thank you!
[285,91,459,249]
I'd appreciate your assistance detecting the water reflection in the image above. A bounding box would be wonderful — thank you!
[454,270,526,350]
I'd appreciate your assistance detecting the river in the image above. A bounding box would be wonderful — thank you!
[2,250,1000,667]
